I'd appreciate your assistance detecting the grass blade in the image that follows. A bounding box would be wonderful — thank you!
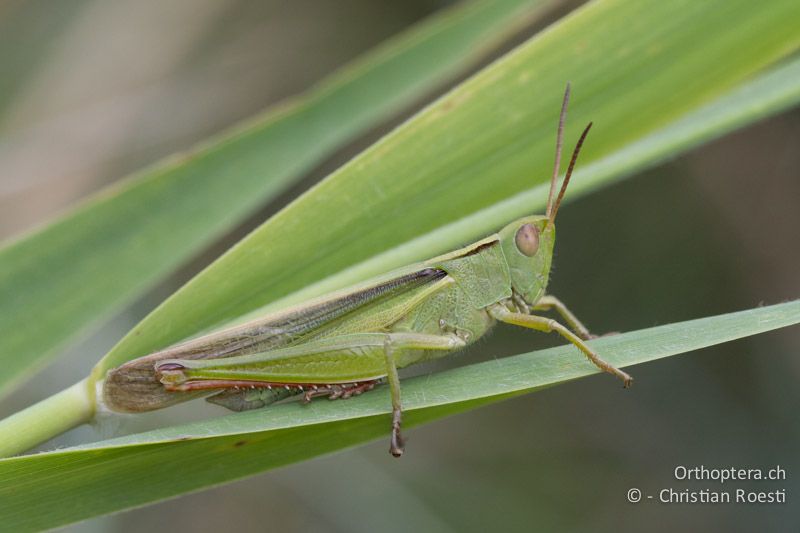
[0,301,797,530]
[252,56,800,314]
[97,0,800,379]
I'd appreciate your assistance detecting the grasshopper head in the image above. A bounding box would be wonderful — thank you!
[499,84,591,305]
[499,215,555,304]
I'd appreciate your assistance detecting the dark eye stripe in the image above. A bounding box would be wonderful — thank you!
[515,223,540,257]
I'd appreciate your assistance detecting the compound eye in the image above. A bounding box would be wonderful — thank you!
[515,223,540,257]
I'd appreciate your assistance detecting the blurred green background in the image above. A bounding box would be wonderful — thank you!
[0,0,797,531]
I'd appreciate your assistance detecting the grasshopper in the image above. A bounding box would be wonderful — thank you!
[103,85,632,457]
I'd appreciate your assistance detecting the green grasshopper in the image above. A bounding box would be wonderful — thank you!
[104,85,632,457]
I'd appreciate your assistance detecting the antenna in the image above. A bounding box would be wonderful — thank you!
[545,83,571,219]
[549,121,592,223]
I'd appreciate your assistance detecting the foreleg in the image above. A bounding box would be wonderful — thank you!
[489,305,632,387]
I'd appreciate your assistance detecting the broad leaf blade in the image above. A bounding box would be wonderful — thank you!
[250,56,800,314]
[1,302,798,530]
[0,0,548,395]
[98,0,800,377]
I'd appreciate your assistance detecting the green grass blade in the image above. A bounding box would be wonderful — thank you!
[1,301,797,530]
[249,56,800,315]
[97,0,800,378]
[0,0,547,396]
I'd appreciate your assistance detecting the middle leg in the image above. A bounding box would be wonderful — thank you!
[381,332,465,457]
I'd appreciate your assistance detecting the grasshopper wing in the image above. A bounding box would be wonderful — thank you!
[103,267,446,412]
